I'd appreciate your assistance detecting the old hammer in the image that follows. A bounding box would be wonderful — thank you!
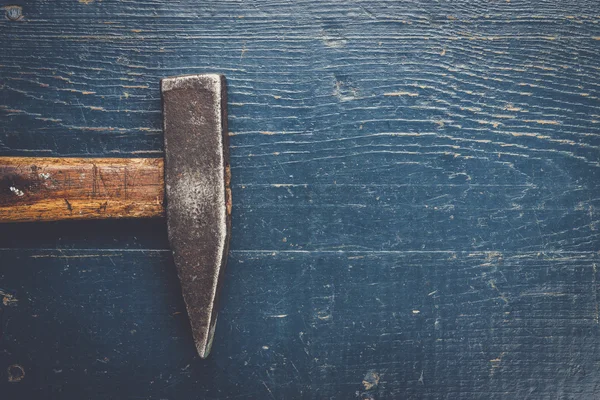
[0,74,231,359]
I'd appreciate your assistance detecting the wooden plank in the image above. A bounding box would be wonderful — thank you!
[1,249,599,398]
[232,183,599,252]
[1,3,599,160]
[0,157,164,222]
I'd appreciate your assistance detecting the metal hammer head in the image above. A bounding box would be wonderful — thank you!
[161,74,231,358]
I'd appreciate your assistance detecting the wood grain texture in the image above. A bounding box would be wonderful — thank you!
[1,0,600,398]
[0,157,164,222]
[2,249,600,399]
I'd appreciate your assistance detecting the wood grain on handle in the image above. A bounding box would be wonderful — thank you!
[0,157,164,223]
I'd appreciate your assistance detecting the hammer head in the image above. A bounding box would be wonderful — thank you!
[161,74,231,358]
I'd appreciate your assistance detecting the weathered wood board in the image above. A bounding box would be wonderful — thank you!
[1,0,600,398]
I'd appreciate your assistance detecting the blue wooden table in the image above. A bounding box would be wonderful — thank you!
[1,1,600,398]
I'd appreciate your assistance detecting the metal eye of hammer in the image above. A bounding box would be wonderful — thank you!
[0,74,232,358]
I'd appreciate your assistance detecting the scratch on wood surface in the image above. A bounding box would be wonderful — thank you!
[0,289,18,307]
[262,381,276,400]
[362,370,380,390]
[593,263,599,324]
[384,91,419,97]
[519,292,567,297]
[29,253,122,258]
[489,280,510,304]
[489,352,506,376]
[523,119,561,125]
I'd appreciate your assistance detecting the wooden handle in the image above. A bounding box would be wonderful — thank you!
[0,157,164,223]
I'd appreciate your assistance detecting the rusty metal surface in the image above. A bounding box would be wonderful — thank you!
[161,74,231,358]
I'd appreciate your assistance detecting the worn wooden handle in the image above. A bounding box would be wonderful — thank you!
[0,157,164,223]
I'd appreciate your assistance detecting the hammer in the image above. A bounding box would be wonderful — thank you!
[0,74,231,359]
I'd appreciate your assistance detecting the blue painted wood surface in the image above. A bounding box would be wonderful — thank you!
[1,0,600,398]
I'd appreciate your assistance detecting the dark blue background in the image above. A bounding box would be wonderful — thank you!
[1,0,600,398]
